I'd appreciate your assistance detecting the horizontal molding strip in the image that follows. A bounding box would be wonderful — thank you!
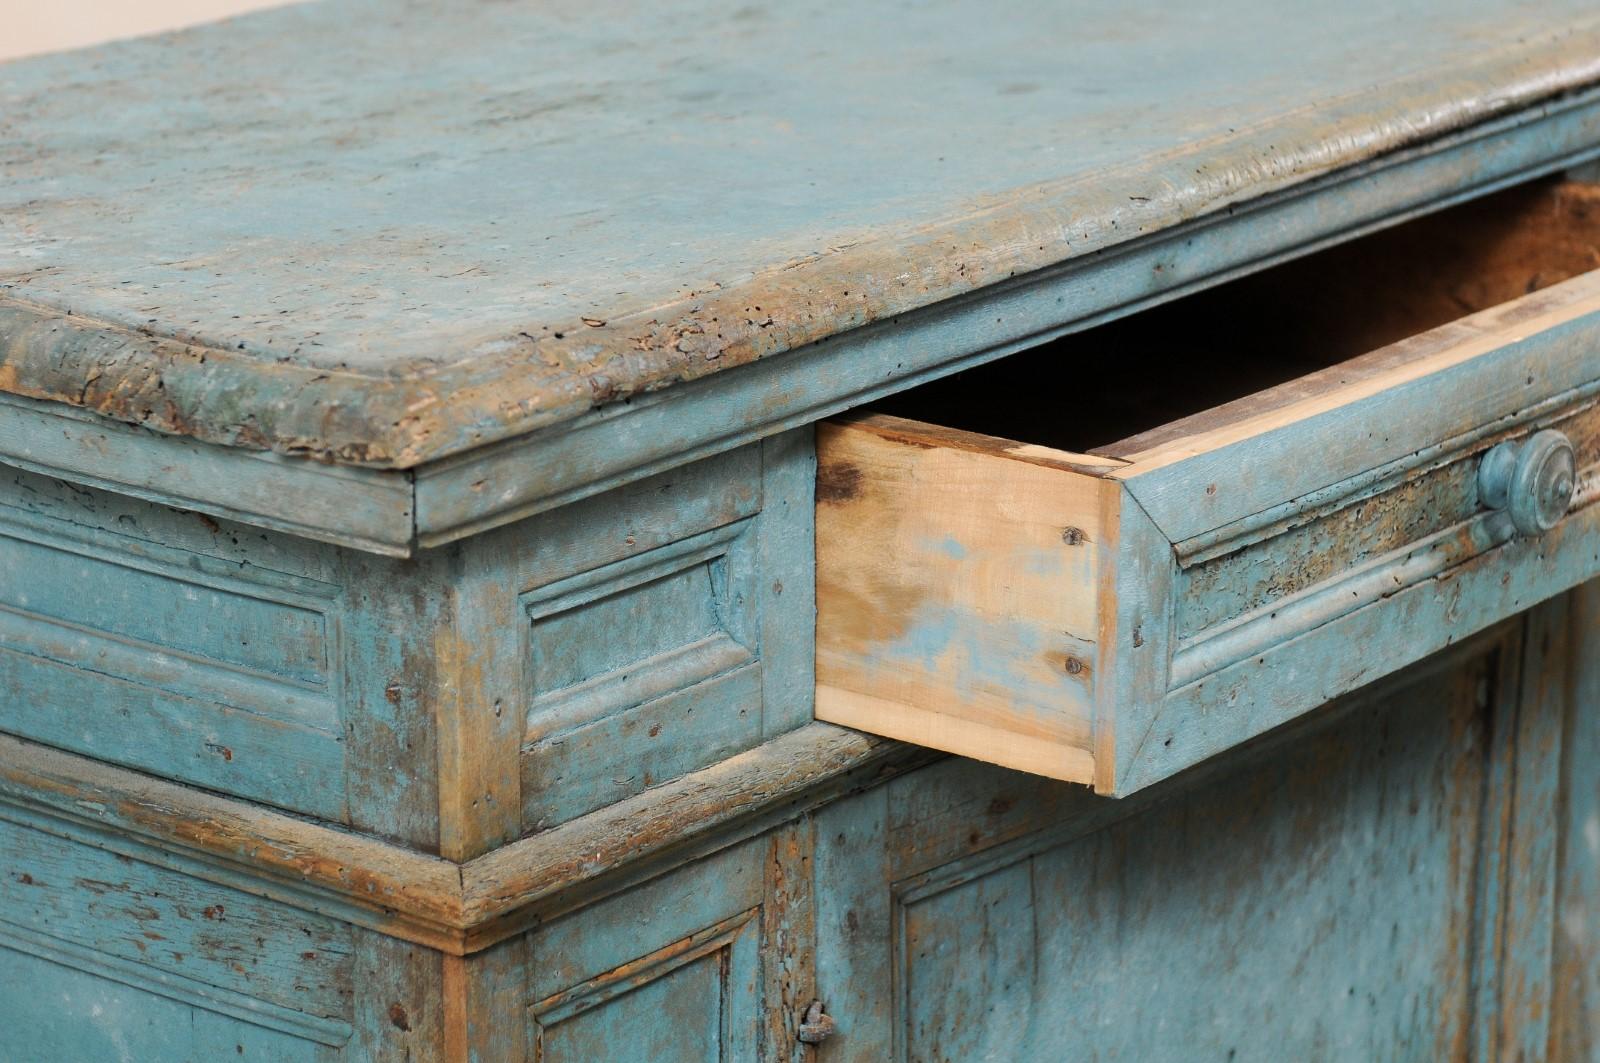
[1172,384,1600,567]
[414,84,1600,548]
[0,605,340,732]
[0,918,355,1047]
[1171,476,1600,689]
[0,393,415,557]
[11,76,1598,557]
[0,723,927,955]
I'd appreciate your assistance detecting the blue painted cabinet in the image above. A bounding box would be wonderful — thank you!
[813,594,1600,1060]
[4,1,1600,1058]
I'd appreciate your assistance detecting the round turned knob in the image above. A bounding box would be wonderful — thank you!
[1477,429,1576,536]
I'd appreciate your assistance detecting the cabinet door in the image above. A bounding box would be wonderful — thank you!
[1552,580,1600,1062]
[815,594,1593,1062]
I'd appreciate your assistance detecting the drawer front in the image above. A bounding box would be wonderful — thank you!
[817,270,1600,795]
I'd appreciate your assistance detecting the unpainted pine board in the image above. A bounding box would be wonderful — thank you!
[814,415,1121,783]
[1114,270,1600,544]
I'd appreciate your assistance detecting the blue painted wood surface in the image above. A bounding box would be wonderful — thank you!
[0,2,1597,1057]
[814,615,1594,1061]
[2,0,1600,468]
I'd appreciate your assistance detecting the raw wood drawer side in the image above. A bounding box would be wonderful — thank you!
[816,180,1600,795]
[814,416,1127,783]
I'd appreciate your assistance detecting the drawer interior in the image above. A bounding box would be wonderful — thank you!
[874,176,1600,457]
[819,175,1600,792]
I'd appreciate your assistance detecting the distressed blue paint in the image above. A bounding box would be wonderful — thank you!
[525,841,768,1061]
[0,807,357,1063]
[0,532,331,685]
[1553,581,1600,1059]
[2,0,1600,468]
[0,467,353,820]
[0,2,1596,1057]
[411,88,1600,545]
[811,630,1561,1063]
[0,948,327,1063]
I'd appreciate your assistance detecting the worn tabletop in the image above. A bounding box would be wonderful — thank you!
[3,0,1599,466]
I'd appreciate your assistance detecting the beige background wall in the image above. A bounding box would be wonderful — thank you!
[2,1,296,62]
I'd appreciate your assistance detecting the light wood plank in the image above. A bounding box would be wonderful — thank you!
[1115,270,1600,543]
[815,414,1120,781]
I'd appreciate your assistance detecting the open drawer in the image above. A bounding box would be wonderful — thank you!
[816,177,1600,796]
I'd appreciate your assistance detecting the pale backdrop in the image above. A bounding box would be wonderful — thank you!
[1,0,297,61]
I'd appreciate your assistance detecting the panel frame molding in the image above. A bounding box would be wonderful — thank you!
[527,907,760,1056]
[879,620,1565,1063]
[0,918,355,1049]
[0,724,926,956]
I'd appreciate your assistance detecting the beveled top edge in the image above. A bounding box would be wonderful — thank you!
[3,6,1599,468]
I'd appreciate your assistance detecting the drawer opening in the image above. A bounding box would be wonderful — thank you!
[874,176,1600,458]
[818,174,1600,794]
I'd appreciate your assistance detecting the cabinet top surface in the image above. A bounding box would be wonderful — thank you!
[2,0,1599,468]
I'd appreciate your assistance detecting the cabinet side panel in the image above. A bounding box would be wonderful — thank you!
[0,466,352,822]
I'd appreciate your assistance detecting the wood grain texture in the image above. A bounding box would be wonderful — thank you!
[1091,489,1177,796]
[524,843,766,1063]
[0,810,356,1037]
[1099,178,1600,459]
[1551,580,1600,1061]
[804,620,1572,1063]
[408,89,1600,547]
[0,721,925,957]
[0,60,1597,555]
[830,186,1600,792]
[1116,484,1600,794]
[0,731,465,950]
[1112,269,1600,544]
[815,414,1120,783]
[464,723,928,951]
[896,654,1502,1062]
[3,1,1600,469]
[0,392,413,555]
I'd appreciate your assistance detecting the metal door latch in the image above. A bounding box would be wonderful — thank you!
[798,1000,836,1044]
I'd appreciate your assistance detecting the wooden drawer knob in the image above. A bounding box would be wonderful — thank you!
[1478,429,1576,536]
